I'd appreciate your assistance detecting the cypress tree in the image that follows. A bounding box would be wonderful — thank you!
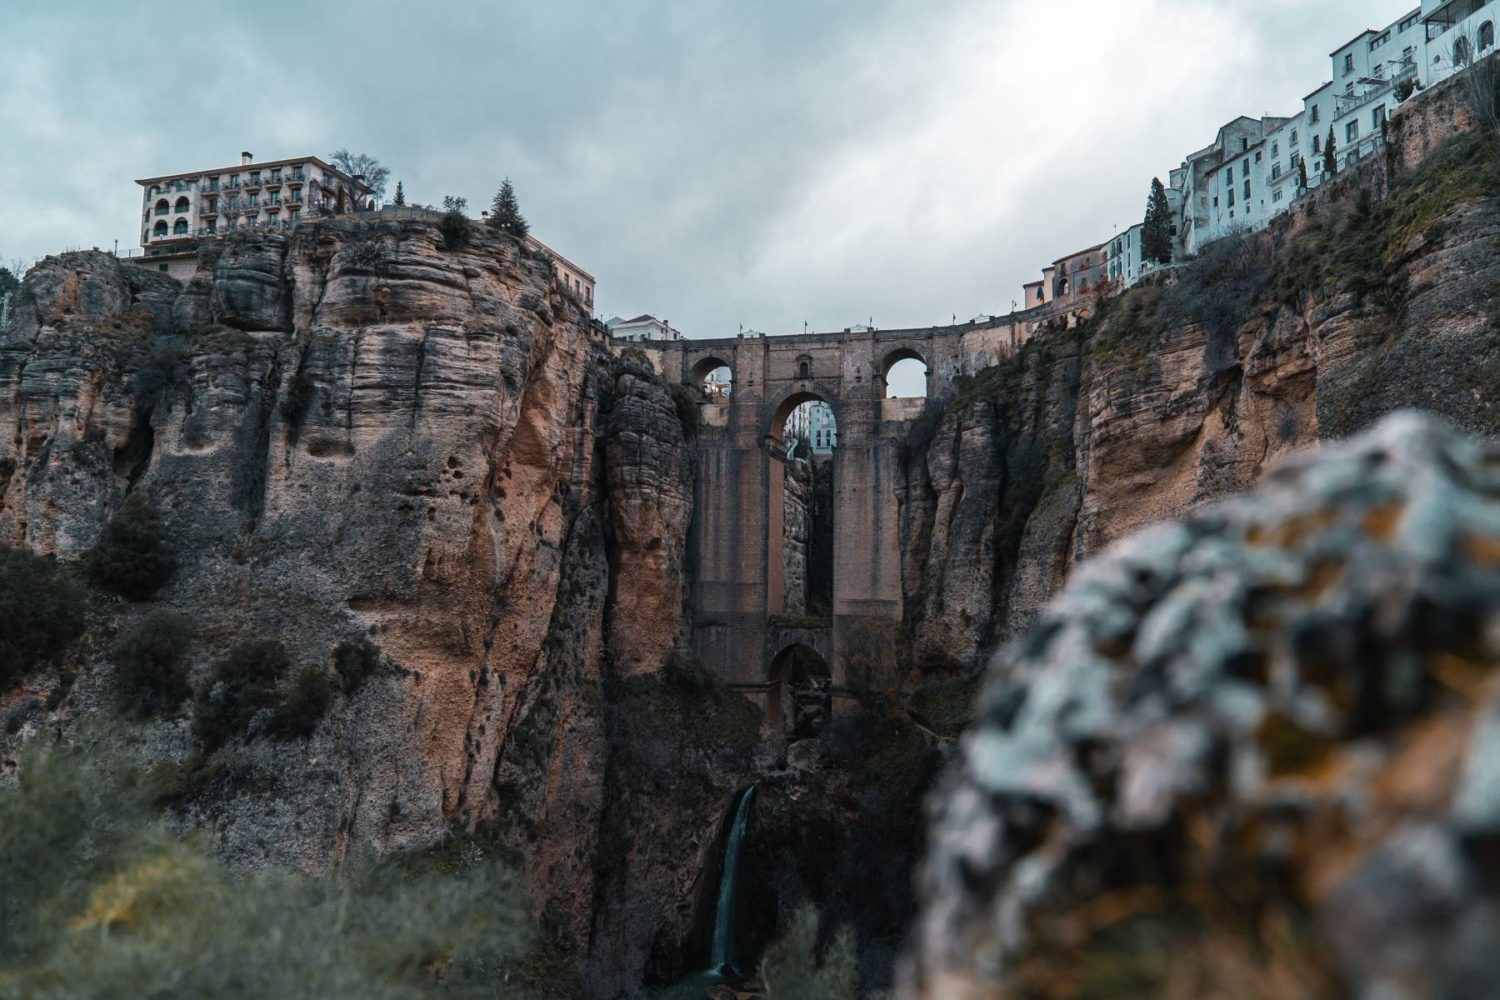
[393,181,405,207]
[1142,177,1175,265]
[488,179,529,239]
[1324,126,1338,177]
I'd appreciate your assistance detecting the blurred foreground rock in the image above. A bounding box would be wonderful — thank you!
[909,412,1500,999]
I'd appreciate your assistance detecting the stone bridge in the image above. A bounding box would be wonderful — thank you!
[626,315,1040,715]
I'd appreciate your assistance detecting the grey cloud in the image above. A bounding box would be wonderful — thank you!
[1,0,1410,336]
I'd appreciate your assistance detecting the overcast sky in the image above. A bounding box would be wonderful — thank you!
[1,0,1413,339]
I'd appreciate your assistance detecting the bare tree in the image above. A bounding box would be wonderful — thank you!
[328,149,389,204]
[1454,28,1500,142]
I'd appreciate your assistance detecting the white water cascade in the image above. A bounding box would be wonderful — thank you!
[709,784,757,977]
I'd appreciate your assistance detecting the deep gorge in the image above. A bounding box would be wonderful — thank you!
[3,72,1500,998]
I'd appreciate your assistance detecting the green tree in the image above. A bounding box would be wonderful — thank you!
[1324,126,1338,177]
[0,265,18,301]
[0,546,86,689]
[86,492,175,601]
[393,180,405,206]
[1298,156,1309,191]
[1142,177,1175,265]
[487,179,529,240]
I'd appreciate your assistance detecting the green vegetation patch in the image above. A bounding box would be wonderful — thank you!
[112,611,192,719]
[0,743,531,998]
[86,492,176,601]
[0,546,87,690]
[192,639,337,750]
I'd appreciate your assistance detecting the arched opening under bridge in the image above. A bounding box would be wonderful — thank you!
[767,643,832,737]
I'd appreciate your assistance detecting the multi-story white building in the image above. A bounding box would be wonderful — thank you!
[1327,12,1425,166]
[607,314,682,341]
[1421,0,1499,87]
[1107,224,1145,289]
[135,152,372,278]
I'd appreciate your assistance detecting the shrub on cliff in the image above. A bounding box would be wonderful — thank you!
[267,665,334,741]
[0,742,531,996]
[86,492,175,601]
[112,612,192,719]
[0,546,86,690]
[440,195,470,251]
[192,639,290,750]
[332,637,381,694]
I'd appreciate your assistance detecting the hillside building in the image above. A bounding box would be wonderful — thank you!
[525,235,595,308]
[1421,0,1497,88]
[608,314,682,341]
[134,152,372,279]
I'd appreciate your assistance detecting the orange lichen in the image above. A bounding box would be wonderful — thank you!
[1461,532,1500,567]
[1361,503,1405,542]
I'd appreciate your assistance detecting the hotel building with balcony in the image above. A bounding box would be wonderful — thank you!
[135,152,373,279]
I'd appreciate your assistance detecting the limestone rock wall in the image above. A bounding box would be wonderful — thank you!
[0,220,728,994]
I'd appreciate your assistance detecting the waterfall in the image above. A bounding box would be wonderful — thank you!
[709,784,757,977]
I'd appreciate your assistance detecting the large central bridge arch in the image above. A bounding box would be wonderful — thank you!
[629,317,1030,713]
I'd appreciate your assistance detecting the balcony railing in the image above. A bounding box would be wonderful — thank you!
[265,176,283,188]
[1335,57,1417,116]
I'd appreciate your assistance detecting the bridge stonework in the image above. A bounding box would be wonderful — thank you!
[626,317,1031,708]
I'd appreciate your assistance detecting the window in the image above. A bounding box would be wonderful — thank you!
[1272,141,1279,157]
[1456,36,1472,65]
[154,199,170,217]
[1374,106,1387,129]
[1373,62,1385,78]
[1400,13,1419,31]
[1484,22,1496,50]
[1240,137,1249,151]
[1347,121,1360,143]
[174,196,190,213]
[1254,151,1262,163]
[1370,31,1389,51]
[1291,129,1299,145]
[1274,190,1283,203]
[1313,134,1322,154]
[250,171,261,185]
[153,220,168,237]
[1272,162,1282,180]
[1228,189,1235,208]
[1311,105,1321,124]
[172,219,189,235]
[1343,53,1355,74]
[1244,178,1251,200]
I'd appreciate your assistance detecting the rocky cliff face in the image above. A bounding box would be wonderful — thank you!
[0,218,737,996]
[899,124,1500,674]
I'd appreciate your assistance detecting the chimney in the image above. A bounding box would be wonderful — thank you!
[241,151,253,165]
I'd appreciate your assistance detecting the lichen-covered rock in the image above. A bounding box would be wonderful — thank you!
[907,413,1500,999]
